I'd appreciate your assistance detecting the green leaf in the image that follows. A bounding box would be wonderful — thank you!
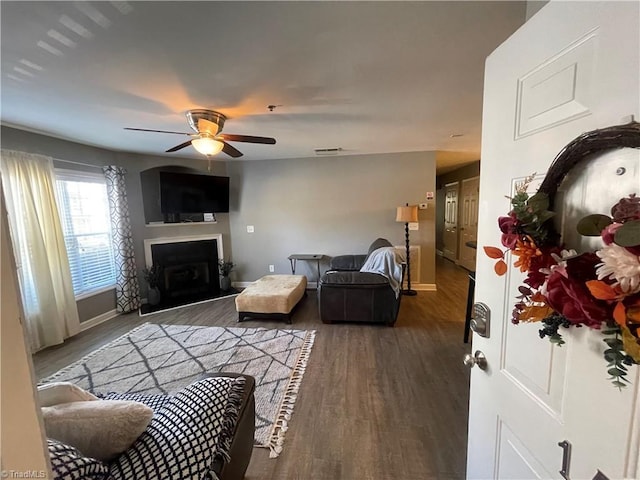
[602,329,620,335]
[536,210,556,223]
[576,214,613,236]
[549,337,565,346]
[608,367,624,377]
[527,192,549,212]
[604,337,624,347]
[612,380,627,389]
[614,220,640,247]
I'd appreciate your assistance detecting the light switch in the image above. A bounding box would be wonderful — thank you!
[247,225,255,233]
[409,222,419,231]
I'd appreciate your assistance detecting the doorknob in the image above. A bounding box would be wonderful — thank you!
[463,350,487,370]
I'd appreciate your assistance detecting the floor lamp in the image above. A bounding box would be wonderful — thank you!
[396,203,419,296]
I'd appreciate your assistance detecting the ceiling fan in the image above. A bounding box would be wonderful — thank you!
[124,109,276,158]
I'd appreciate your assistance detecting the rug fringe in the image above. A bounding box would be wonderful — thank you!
[266,329,316,458]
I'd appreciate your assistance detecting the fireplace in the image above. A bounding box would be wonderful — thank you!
[143,234,223,311]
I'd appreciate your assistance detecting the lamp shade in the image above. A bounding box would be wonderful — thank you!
[396,205,418,223]
[192,137,224,156]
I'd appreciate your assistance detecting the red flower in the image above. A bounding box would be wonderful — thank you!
[544,253,611,328]
[499,214,519,249]
[611,194,640,222]
[524,247,560,289]
[601,223,622,245]
[603,221,640,255]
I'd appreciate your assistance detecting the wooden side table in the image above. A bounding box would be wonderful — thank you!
[288,254,324,282]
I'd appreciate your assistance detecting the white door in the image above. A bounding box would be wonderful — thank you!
[467,2,640,480]
[443,182,459,261]
[459,176,479,272]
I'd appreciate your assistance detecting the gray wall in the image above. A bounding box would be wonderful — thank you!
[1,126,230,321]
[112,151,232,299]
[227,151,437,285]
[2,125,437,325]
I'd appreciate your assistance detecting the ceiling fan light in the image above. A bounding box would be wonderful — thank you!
[192,137,224,156]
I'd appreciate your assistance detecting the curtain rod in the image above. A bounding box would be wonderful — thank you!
[53,158,105,170]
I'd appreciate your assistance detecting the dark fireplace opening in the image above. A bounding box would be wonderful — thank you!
[149,239,219,309]
[164,261,211,298]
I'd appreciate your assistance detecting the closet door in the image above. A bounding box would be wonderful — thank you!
[442,181,459,262]
[458,176,479,272]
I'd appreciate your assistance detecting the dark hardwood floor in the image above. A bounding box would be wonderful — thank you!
[34,256,472,480]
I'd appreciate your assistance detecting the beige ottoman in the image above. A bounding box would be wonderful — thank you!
[235,274,307,324]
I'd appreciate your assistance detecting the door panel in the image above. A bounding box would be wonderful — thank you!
[503,321,568,416]
[467,2,640,479]
[459,176,479,271]
[515,29,597,138]
[501,175,568,416]
[496,420,553,480]
[443,182,459,261]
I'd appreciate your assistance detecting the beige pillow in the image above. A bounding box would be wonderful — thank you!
[42,400,153,461]
[38,382,99,407]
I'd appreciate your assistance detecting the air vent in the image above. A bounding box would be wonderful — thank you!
[314,147,343,155]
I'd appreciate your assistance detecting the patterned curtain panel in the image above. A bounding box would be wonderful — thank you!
[103,166,141,313]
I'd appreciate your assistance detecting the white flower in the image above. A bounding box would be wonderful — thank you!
[539,249,577,276]
[596,243,640,294]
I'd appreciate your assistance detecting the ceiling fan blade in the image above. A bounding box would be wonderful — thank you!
[222,142,243,158]
[125,127,192,136]
[219,134,276,145]
[166,140,193,153]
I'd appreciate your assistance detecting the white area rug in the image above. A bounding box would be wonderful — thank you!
[40,323,316,457]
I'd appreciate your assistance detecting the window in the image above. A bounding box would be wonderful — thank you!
[55,169,116,297]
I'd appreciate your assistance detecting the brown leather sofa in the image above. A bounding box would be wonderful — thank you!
[318,238,403,326]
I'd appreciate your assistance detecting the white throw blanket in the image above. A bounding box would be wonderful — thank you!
[360,247,405,298]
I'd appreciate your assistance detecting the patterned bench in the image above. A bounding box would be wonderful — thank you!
[235,275,307,324]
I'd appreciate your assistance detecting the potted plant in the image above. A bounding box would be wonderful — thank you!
[142,264,162,306]
[218,259,235,292]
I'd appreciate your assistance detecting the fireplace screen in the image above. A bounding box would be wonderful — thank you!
[150,239,219,306]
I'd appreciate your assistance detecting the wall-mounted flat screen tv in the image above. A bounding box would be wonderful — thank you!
[160,172,230,214]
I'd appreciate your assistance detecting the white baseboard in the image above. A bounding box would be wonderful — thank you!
[411,283,437,292]
[80,309,119,332]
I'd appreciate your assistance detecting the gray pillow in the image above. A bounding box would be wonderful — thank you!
[367,238,393,258]
[38,382,99,407]
[43,400,154,462]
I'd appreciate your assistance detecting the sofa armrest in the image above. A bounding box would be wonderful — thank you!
[202,373,256,480]
[320,271,389,286]
[329,254,367,271]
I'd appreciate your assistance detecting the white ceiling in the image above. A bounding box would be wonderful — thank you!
[0,1,526,172]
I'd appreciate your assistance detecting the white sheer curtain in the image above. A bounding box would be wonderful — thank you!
[0,150,80,352]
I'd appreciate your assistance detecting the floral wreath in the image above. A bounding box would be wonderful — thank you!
[485,121,640,389]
